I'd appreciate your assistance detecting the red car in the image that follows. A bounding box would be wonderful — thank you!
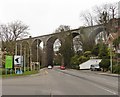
[60,65,66,70]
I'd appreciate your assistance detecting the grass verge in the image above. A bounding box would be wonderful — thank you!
[1,70,39,78]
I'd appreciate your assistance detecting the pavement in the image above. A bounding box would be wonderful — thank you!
[70,68,119,77]
[98,72,119,77]
[89,70,119,77]
[2,67,119,96]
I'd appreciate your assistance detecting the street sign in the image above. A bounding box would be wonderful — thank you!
[5,56,13,69]
[14,55,23,65]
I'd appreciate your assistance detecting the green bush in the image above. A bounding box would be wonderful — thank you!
[78,56,89,64]
[99,59,110,71]
[71,55,79,65]
[112,60,117,65]
[70,55,79,69]
[70,64,79,70]
[115,53,120,58]
[54,63,61,66]
[70,54,89,70]
[1,68,15,75]
[84,51,92,57]
[92,44,100,56]
[113,65,120,74]
[98,44,109,59]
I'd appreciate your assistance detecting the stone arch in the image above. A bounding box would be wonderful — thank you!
[15,42,21,55]
[71,32,80,38]
[70,31,82,52]
[46,36,63,66]
[89,26,104,41]
[31,38,43,69]
[86,26,105,49]
[21,41,30,71]
[73,35,83,52]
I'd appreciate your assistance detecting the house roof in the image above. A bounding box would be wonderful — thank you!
[106,32,120,44]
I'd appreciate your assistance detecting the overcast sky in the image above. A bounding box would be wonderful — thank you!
[0,0,119,37]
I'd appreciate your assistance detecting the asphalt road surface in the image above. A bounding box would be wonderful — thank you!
[2,66,119,96]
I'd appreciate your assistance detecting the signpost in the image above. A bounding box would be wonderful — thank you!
[5,56,13,75]
[14,55,23,74]
[14,55,22,65]
[5,56,13,69]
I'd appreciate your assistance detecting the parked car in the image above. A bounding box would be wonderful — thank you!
[48,65,52,69]
[60,65,65,70]
[90,64,101,71]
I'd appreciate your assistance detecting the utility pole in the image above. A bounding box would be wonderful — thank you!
[110,42,113,73]
[24,47,26,72]
[15,42,17,55]
[0,41,2,67]
[37,39,39,70]
[20,43,23,71]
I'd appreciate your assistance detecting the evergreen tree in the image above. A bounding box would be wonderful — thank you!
[92,44,100,56]
[59,32,74,67]
[99,44,109,59]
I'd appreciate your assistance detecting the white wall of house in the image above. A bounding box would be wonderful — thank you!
[79,59,102,70]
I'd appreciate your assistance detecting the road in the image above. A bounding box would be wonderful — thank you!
[2,66,119,96]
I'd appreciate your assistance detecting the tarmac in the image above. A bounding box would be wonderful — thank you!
[95,71,119,77]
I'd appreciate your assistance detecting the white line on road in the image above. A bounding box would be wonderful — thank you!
[93,83,117,95]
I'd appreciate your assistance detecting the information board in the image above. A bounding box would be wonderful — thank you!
[5,56,13,69]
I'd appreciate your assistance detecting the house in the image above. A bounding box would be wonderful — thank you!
[105,18,120,53]
[79,59,102,70]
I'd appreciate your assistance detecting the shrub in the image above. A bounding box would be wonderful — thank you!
[99,59,110,71]
[71,55,79,65]
[70,64,79,70]
[84,51,92,57]
[98,44,109,59]
[78,56,89,64]
[2,68,15,75]
[92,44,100,56]
[70,54,90,70]
[70,55,79,69]
[113,65,120,74]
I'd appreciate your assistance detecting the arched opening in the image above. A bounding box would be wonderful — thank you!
[46,37,62,66]
[16,43,21,55]
[71,31,83,54]
[31,39,43,70]
[73,35,82,54]
[21,41,30,71]
[71,32,80,38]
[89,27,105,44]
[53,39,62,66]
[40,41,44,50]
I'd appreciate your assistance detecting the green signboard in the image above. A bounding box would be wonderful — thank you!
[5,56,13,69]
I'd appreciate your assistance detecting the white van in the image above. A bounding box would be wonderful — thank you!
[90,64,101,71]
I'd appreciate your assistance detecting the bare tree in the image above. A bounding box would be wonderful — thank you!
[80,11,94,26]
[93,3,118,24]
[79,2,118,46]
[55,25,70,33]
[0,21,29,42]
[0,21,30,55]
[80,3,118,26]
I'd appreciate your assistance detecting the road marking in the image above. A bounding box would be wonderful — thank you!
[30,74,40,76]
[56,69,118,95]
[93,83,117,95]
[45,70,48,74]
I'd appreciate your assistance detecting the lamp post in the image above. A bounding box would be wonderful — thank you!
[37,39,40,70]
[24,47,26,72]
[110,43,113,73]
[0,41,2,67]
